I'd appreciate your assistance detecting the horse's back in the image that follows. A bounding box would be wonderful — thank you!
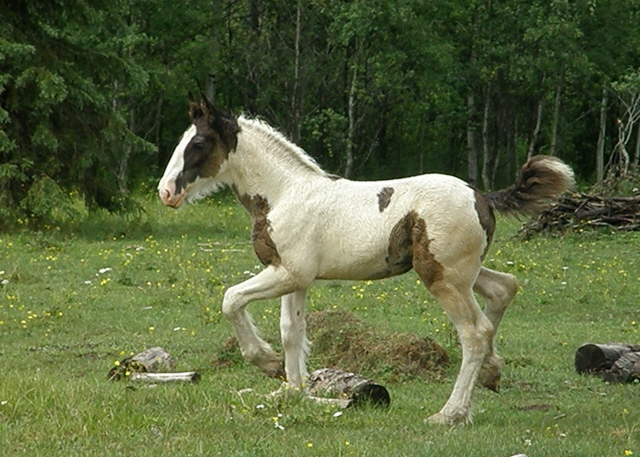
[273,173,488,282]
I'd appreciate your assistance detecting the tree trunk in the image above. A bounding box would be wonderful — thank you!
[616,120,631,175]
[528,97,543,159]
[506,100,517,182]
[206,0,222,102]
[481,81,492,190]
[248,0,260,32]
[466,44,479,186]
[634,123,640,168]
[289,0,302,144]
[467,93,479,186]
[345,42,359,178]
[596,86,608,183]
[549,77,563,156]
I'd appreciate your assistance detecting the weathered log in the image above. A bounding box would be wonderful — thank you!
[129,372,201,383]
[601,352,640,383]
[307,368,390,408]
[574,343,640,374]
[108,346,176,381]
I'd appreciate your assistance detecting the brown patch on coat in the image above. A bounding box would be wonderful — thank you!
[384,211,444,287]
[233,188,281,266]
[377,187,395,212]
[472,188,496,259]
[411,216,445,288]
[386,211,415,275]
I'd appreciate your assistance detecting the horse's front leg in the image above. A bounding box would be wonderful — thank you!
[280,289,309,389]
[222,266,298,379]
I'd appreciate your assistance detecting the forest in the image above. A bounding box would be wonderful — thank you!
[2,0,640,225]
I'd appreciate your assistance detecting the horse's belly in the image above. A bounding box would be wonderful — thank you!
[315,235,404,281]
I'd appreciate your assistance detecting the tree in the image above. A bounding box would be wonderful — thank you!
[0,0,155,225]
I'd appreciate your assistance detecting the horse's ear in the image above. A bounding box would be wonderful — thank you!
[200,91,215,113]
[188,93,206,122]
[186,93,239,150]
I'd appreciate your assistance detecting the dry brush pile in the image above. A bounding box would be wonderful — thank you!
[520,193,640,237]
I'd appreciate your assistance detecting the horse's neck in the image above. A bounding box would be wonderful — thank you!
[223,119,327,201]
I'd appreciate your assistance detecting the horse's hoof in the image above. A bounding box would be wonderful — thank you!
[259,360,286,380]
[426,408,471,426]
[478,366,501,392]
[425,408,471,426]
[426,412,449,425]
[478,371,501,393]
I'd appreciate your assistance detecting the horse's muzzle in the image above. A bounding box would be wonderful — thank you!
[159,186,185,208]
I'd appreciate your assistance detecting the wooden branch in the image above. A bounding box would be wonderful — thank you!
[129,372,201,383]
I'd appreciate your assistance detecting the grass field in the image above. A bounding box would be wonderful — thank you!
[1,191,640,456]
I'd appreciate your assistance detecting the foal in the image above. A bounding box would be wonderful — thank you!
[158,97,574,425]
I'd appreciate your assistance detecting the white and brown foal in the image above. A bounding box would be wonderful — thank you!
[158,97,574,425]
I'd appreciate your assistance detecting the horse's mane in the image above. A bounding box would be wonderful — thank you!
[238,115,330,177]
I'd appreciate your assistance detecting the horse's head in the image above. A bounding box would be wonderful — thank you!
[158,95,240,208]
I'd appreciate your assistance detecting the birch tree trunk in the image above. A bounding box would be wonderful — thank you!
[466,44,479,187]
[528,75,545,159]
[634,123,640,168]
[528,98,543,159]
[289,0,302,144]
[481,81,492,190]
[596,86,608,183]
[549,78,563,156]
[345,41,359,178]
[206,0,222,102]
[467,94,478,186]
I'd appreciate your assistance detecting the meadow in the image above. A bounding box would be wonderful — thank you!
[1,190,639,457]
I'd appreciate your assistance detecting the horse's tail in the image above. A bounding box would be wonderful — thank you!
[484,155,575,218]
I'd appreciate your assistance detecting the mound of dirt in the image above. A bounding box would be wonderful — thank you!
[214,310,449,381]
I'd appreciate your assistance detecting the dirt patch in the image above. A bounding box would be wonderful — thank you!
[214,310,449,381]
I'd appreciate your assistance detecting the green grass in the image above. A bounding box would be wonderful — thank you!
[1,192,640,456]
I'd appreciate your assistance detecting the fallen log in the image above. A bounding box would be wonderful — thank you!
[108,346,177,381]
[575,343,640,374]
[601,352,640,384]
[306,368,390,408]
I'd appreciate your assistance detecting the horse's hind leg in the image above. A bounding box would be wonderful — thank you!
[280,289,310,388]
[414,244,492,424]
[424,278,494,425]
[222,266,298,379]
[474,266,518,332]
[473,267,518,391]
